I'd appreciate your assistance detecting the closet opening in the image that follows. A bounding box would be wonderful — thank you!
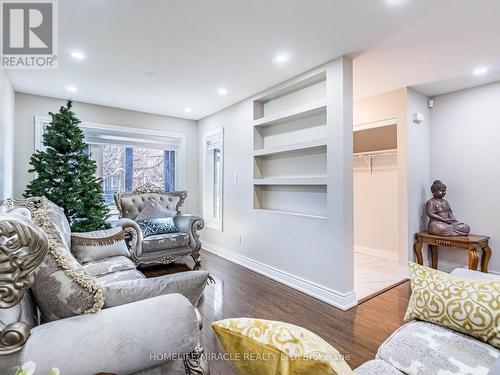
[353,118,406,301]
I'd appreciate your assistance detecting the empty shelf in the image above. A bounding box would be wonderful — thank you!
[254,208,328,220]
[253,176,327,185]
[254,138,327,157]
[254,99,327,127]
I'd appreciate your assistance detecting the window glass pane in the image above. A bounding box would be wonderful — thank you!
[88,144,176,205]
[202,129,223,230]
[133,147,164,189]
[213,148,222,220]
[100,145,126,204]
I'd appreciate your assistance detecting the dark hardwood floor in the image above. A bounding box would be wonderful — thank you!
[143,250,411,375]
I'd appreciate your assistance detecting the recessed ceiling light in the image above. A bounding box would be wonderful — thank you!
[217,87,228,96]
[70,50,85,60]
[184,107,193,113]
[66,85,78,93]
[144,71,159,78]
[385,0,408,5]
[274,53,290,65]
[473,67,488,76]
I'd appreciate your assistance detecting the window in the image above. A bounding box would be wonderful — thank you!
[203,128,224,230]
[35,117,185,206]
[89,144,176,204]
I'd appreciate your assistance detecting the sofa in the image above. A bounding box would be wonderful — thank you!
[114,183,204,267]
[210,266,498,375]
[0,197,210,375]
[354,268,499,375]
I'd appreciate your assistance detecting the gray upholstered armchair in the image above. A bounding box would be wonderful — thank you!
[0,197,209,374]
[113,184,204,267]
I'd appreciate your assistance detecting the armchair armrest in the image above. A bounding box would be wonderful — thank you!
[14,294,199,375]
[103,270,209,307]
[114,218,143,258]
[173,214,204,251]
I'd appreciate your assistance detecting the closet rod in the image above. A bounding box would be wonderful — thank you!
[353,148,398,158]
[353,148,398,175]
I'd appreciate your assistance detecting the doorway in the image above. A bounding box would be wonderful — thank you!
[353,119,406,300]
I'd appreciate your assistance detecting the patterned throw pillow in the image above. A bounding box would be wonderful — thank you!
[135,198,176,221]
[405,262,500,348]
[212,318,354,375]
[71,227,129,263]
[136,217,178,238]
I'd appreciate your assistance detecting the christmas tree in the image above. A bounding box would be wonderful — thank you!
[25,100,110,232]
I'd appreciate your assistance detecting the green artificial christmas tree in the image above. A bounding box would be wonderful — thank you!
[25,100,110,232]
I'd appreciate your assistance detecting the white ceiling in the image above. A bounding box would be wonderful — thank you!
[6,0,500,120]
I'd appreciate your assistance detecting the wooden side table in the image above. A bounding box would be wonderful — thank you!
[414,232,492,273]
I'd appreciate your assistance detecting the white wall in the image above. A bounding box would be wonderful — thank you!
[13,93,200,213]
[0,71,15,200]
[353,157,399,254]
[198,58,355,309]
[405,88,431,267]
[430,82,500,273]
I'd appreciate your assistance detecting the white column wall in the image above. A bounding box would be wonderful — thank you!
[198,57,355,309]
[0,71,15,199]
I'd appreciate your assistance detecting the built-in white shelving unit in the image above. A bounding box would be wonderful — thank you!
[252,70,328,218]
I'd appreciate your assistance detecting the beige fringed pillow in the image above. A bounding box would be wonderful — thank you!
[71,227,129,263]
[405,262,500,348]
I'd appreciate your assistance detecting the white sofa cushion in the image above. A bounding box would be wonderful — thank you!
[10,294,199,375]
[103,270,209,307]
[142,232,190,252]
[451,268,500,281]
[377,321,500,375]
[82,256,136,277]
[354,359,404,375]
[97,269,146,284]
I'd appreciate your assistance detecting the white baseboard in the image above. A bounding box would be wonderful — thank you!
[202,241,358,310]
[354,244,398,261]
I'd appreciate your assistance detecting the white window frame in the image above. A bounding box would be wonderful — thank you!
[202,127,224,231]
[34,116,187,191]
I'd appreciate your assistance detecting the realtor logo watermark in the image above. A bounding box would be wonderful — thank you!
[0,0,58,69]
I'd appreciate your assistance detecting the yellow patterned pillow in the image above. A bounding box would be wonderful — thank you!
[212,318,353,375]
[405,262,500,348]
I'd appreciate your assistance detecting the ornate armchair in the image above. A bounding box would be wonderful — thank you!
[114,184,204,267]
[0,198,209,374]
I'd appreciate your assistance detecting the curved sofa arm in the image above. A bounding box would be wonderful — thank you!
[103,270,209,307]
[0,214,49,355]
[173,214,204,251]
[9,294,199,375]
[114,218,143,258]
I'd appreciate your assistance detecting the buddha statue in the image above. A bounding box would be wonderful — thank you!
[426,180,470,236]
